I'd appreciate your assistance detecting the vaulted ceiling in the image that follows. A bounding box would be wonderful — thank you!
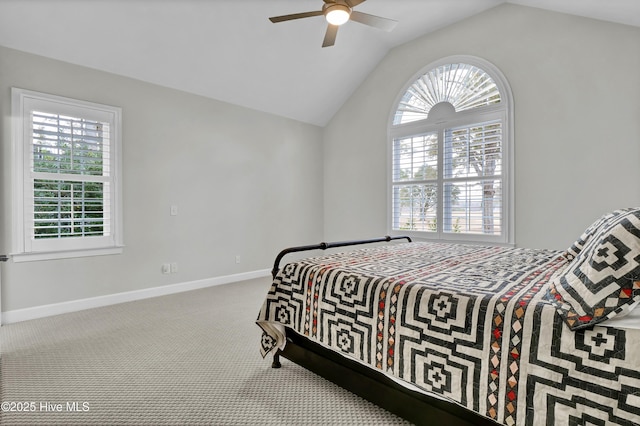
[0,0,638,126]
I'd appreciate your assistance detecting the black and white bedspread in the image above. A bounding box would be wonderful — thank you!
[257,242,640,426]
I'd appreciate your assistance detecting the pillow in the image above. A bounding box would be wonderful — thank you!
[563,208,635,261]
[546,208,640,330]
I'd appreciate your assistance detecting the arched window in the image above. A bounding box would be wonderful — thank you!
[389,57,513,245]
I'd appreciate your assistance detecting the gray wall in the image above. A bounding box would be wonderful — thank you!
[323,4,640,249]
[0,46,324,312]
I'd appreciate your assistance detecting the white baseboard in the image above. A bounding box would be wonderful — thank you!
[2,269,270,325]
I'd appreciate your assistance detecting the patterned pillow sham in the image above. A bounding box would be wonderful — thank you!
[563,208,635,261]
[546,208,640,330]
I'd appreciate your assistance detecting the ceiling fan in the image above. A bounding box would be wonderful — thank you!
[269,0,398,47]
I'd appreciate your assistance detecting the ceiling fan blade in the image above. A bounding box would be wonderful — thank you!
[345,0,367,7]
[322,24,339,47]
[269,10,323,23]
[349,10,398,32]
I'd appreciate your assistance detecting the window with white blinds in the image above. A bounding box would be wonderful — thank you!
[442,121,503,235]
[392,133,439,232]
[389,58,513,245]
[12,88,123,261]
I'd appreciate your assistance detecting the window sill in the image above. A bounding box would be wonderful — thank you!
[11,246,124,263]
[389,230,514,247]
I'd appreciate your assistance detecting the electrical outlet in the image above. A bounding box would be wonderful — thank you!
[170,205,178,216]
[161,263,171,274]
[235,255,241,264]
[170,262,178,273]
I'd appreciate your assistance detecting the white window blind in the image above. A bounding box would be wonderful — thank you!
[32,112,111,239]
[393,63,501,125]
[443,121,502,235]
[392,133,438,232]
[12,88,123,261]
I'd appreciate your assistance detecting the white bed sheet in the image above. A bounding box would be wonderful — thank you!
[601,301,640,329]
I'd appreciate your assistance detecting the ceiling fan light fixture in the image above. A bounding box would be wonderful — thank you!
[325,4,351,26]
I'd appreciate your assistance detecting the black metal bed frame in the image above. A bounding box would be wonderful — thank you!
[269,236,497,426]
[270,235,413,279]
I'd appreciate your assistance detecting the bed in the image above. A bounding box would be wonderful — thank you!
[256,208,640,425]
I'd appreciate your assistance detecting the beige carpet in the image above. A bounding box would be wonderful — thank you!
[0,277,410,425]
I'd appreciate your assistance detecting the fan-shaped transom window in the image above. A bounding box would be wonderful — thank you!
[389,57,513,245]
[393,63,501,125]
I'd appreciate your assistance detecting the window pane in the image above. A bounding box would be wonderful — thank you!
[32,111,109,176]
[393,134,438,182]
[392,184,437,232]
[444,121,502,179]
[393,63,501,125]
[33,179,105,239]
[443,180,502,235]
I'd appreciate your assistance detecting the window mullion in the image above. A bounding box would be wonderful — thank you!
[437,126,445,238]
[32,171,109,183]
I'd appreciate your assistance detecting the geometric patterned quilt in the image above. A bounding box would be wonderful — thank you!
[256,242,640,425]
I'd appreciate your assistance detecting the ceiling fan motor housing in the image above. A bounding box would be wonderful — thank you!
[323,2,352,26]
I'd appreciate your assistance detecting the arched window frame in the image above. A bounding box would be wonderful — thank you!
[387,56,514,245]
